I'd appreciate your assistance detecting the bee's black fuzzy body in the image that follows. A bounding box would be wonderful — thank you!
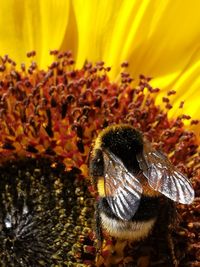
[89,124,194,266]
[89,124,161,241]
[89,125,143,177]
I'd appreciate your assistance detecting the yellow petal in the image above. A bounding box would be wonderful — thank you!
[149,36,200,136]
[0,0,199,134]
[72,0,200,134]
[0,0,69,68]
[72,0,121,66]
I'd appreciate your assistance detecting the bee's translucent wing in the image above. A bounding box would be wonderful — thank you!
[103,150,142,221]
[136,142,194,204]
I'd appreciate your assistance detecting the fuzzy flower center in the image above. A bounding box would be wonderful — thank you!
[0,51,199,266]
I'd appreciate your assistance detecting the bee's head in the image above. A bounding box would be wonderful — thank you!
[100,124,143,171]
[89,124,143,181]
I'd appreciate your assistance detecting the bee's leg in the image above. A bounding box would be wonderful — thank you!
[166,201,179,267]
[167,232,178,267]
[95,202,103,252]
[95,204,107,267]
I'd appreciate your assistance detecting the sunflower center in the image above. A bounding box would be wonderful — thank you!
[0,157,95,266]
[0,51,199,266]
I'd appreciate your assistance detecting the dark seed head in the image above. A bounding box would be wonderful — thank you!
[0,157,95,266]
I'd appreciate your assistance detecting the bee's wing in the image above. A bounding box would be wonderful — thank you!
[103,150,143,221]
[136,141,194,204]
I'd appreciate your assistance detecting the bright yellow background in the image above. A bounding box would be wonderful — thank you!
[0,0,199,134]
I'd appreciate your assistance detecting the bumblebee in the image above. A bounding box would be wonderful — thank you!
[88,124,194,264]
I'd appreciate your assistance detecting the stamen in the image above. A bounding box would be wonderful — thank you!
[0,51,198,266]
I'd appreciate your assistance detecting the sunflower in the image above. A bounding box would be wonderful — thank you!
[0,1,199,267]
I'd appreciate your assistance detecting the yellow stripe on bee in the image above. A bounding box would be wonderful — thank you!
[101,211,156,241]
[141,178,161,197]
[97,177,106,197]
[142,186,161,197]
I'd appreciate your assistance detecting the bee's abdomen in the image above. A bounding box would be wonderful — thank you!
[131,195,160,221]
[99,195,160,222]
[98,196,160,241]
